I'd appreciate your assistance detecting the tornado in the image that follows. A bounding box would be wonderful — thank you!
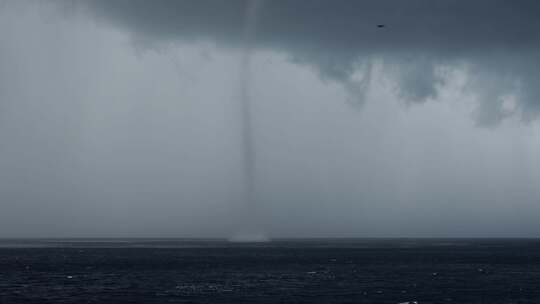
[230,0,268,242]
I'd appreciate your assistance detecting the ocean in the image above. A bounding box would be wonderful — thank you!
[1,239,539,303]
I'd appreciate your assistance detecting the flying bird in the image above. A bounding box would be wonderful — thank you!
[377,24,385,28]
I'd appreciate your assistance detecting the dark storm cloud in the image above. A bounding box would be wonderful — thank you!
[80,0,540,123]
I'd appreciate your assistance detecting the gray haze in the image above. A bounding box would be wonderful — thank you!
[0,1,539,238]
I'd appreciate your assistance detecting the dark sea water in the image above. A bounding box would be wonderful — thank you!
[1,239,540,303]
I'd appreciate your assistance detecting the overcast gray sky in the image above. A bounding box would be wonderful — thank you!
[1,0,540,238]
